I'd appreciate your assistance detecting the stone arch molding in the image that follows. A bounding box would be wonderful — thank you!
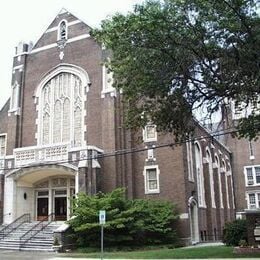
[34,63,91,98]
[6,163,77,181]
[34,63,90,146]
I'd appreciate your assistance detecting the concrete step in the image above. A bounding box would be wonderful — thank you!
[0,221,63,251]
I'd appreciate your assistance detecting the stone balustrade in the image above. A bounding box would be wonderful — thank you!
[14,143,70,167]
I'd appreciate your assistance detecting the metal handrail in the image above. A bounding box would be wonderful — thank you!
[0,213,30,240]
[19,213,55,249]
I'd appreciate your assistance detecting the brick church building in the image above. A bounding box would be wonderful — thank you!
[0,9,237,245]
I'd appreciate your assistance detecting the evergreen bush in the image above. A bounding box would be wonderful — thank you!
[223,219,247,246]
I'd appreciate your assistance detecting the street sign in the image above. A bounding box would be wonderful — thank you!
[99,210,106,225]
[99,210,106,260]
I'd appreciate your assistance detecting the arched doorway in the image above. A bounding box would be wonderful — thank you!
[4,164,77,222]
[188,197,200,244]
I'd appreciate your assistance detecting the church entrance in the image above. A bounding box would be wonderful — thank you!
[35,176,75,221]
[4,165,78,224]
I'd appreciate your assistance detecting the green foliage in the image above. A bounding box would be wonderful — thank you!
[223,219,247,246]
[92,0,260,140]
[68,188,178,247]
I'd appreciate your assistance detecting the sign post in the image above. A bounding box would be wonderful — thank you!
[99,210,106,260]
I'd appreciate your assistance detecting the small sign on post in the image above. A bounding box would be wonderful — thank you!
[99,210,106,260]
[99,210,106,225]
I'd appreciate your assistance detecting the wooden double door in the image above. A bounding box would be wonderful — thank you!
[37,196,67,221]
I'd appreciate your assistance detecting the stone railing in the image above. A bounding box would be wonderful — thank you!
[14,143,69,167]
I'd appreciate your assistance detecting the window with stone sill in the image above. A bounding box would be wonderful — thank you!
[143,125,157,142]
[144,165,160,194]
[245,166,260,186]
[247,193,260,209]
[0,135,6,157]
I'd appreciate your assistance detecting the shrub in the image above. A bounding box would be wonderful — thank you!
[223,219,247,246]
[68,188,179,248]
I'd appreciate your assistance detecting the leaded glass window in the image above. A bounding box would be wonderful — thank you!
[40,72,83,146]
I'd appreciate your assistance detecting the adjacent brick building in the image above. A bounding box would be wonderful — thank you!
[216,104,260,219]
[0,9,235,245]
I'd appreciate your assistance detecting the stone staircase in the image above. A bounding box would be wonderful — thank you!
[0,221,62,251]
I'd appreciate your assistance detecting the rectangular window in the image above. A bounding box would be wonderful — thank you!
[55,190,67,195]
[246,168,254,185]
[37,191,49,197]
[249,141,254,159]
[144,165,160,194]
[147,169,157,190]
[0,135,6,157]
[186,141,194,181]
[256,167,260,184]
[258,194,260,208]
[147,149,154,160]
[245,166,260,186]
[248,193,256,209]
[143,125,157,142]
[246,192,260,209]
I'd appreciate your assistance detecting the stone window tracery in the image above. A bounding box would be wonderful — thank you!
[40,72,83,147]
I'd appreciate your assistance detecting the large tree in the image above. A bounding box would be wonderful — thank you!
[93,0,260,140]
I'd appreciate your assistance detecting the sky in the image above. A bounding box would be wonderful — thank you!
[0,0,144,110]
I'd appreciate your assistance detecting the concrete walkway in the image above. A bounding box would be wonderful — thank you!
[184,241,224,249]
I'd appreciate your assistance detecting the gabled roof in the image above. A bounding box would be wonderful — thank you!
[31,8,92,52]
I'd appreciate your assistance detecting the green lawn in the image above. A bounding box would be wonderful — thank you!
[60,245,260,258]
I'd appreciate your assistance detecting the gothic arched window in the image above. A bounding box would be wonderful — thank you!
[58,21,67,40]
[215,155,224,208]
[40,72,83,147]
[195,143,206,207]
[206,149,216,208]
